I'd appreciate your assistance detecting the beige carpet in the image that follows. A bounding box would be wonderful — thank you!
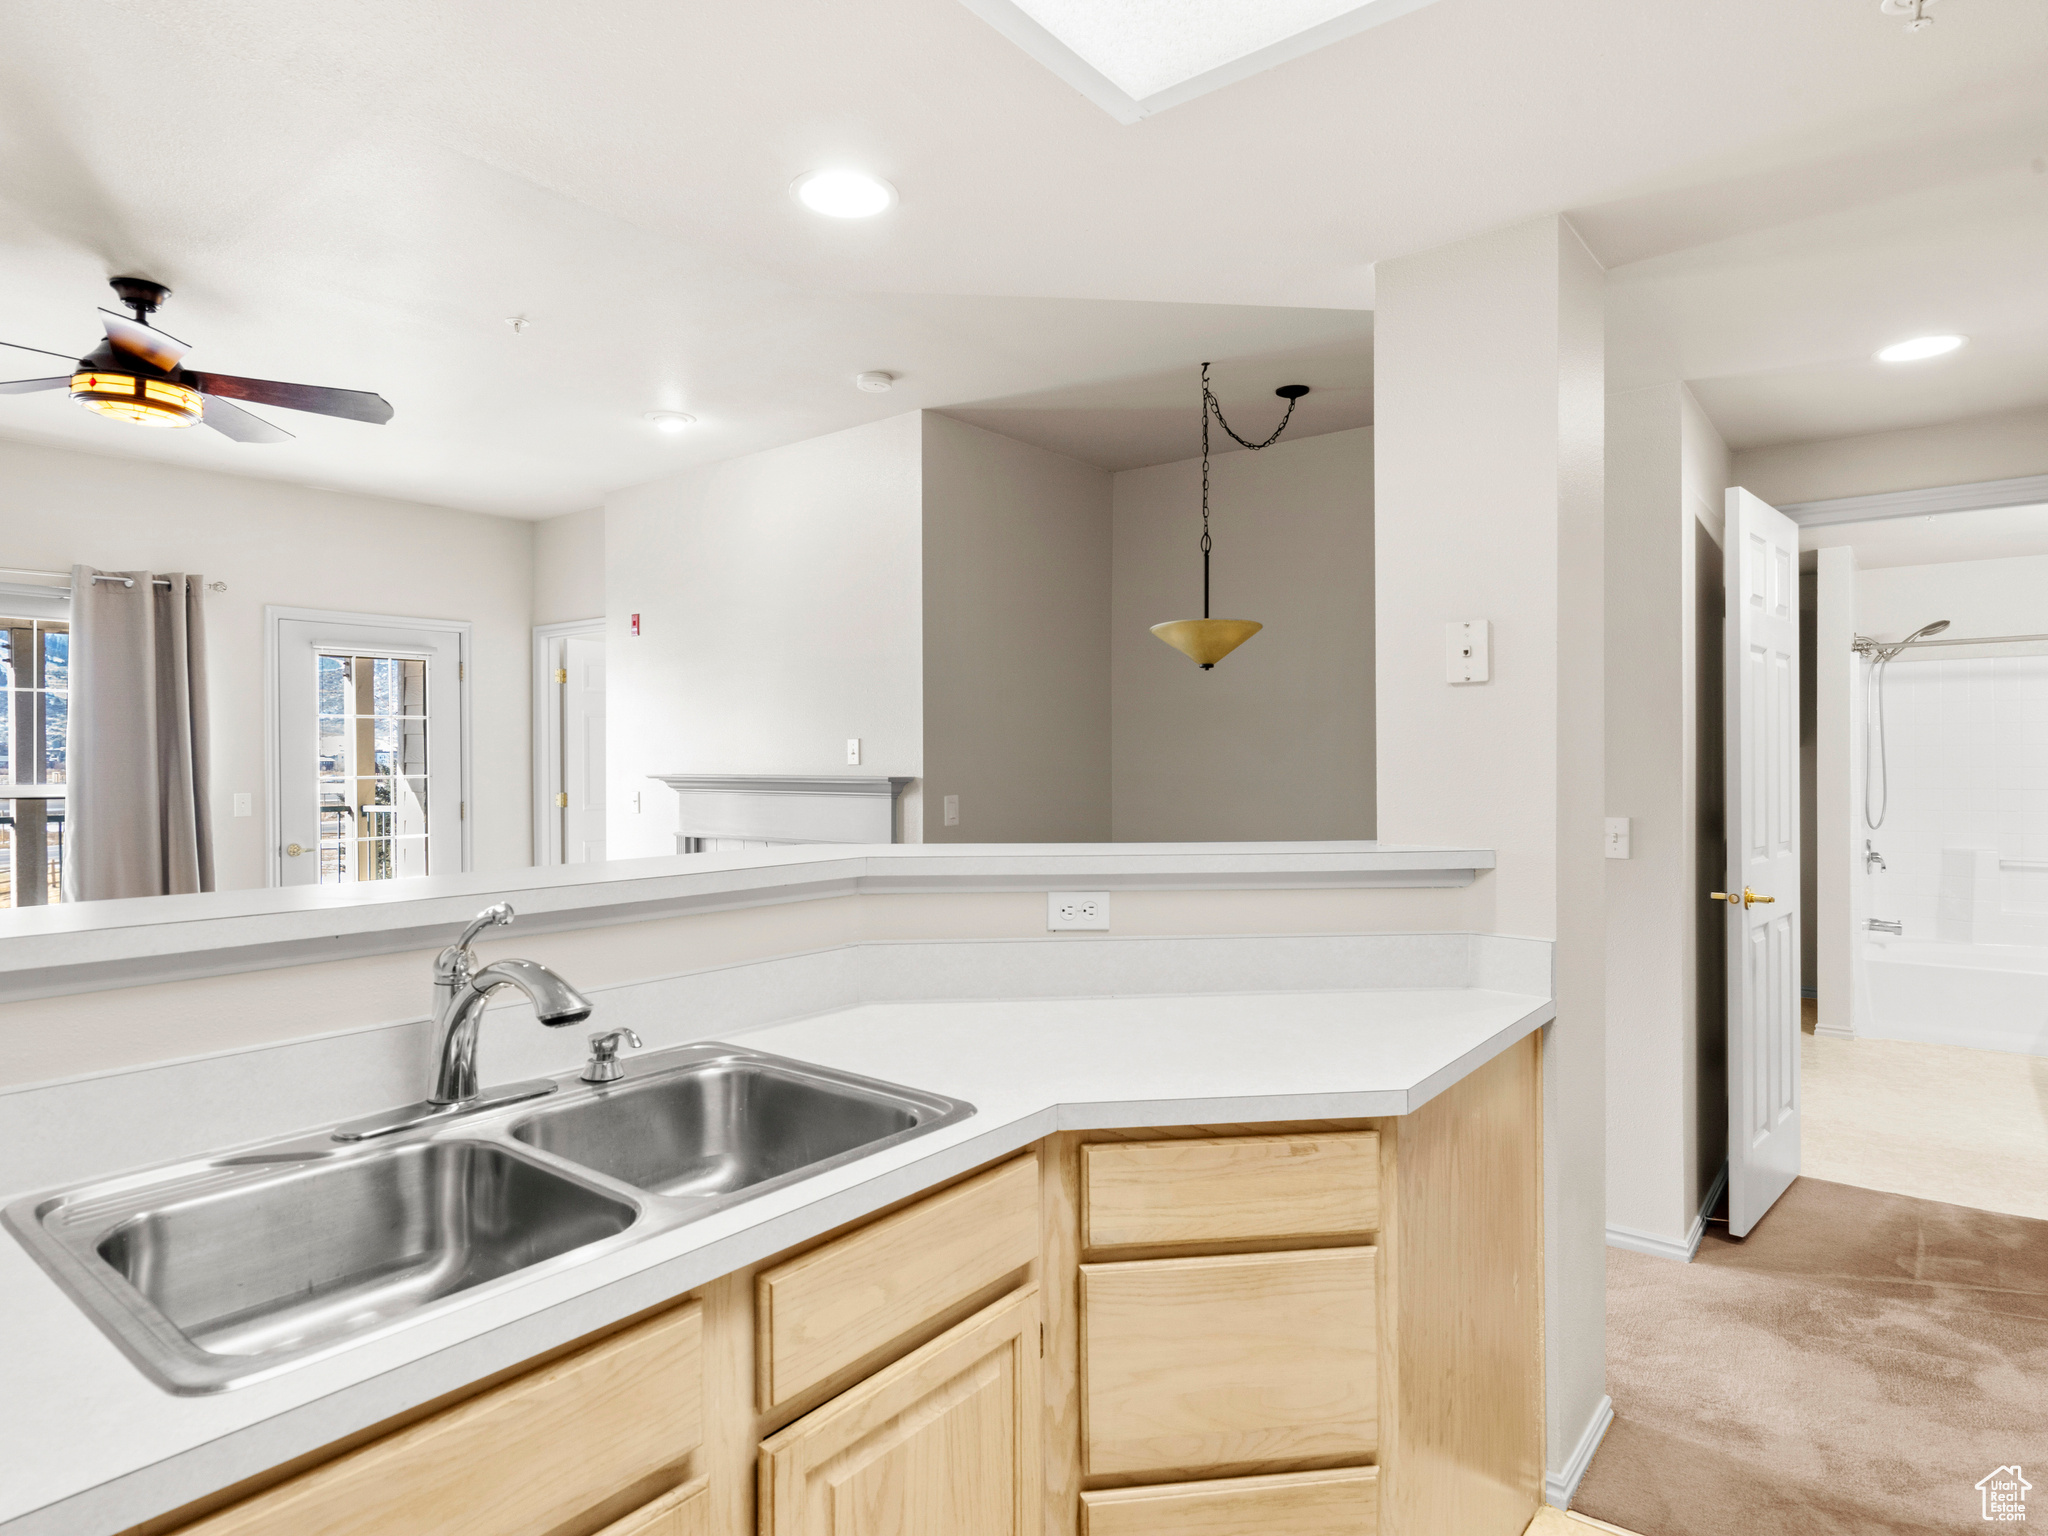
[1574,1177,2048,1536]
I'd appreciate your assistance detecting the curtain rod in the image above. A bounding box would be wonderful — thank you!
[0,566,176,590]
[1854,631,2048,651]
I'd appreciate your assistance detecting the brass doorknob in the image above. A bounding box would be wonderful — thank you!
[285,843,305,857]
[1709,887,1774,908]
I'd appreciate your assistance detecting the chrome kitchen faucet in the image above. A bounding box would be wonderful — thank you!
[334,903,593,1141]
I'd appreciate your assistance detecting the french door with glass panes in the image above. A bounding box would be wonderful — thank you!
[270,612,467,887]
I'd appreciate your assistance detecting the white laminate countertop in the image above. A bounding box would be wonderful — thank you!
[0,985,1551,1536]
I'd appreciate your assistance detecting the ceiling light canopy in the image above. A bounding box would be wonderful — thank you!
[643,410,697,433]
[959,0,1442,122]
[791,169,897,219]
[1876,334,1966,362]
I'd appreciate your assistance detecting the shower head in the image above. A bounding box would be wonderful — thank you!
[1909,620,1951,641]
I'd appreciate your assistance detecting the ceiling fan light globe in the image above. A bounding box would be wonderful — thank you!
[69,370,203,428]
[1150,618,1263,668]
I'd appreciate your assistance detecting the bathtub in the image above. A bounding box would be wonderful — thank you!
[1861,936,2048,1056]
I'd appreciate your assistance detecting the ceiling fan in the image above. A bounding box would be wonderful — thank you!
[0,277,393,443]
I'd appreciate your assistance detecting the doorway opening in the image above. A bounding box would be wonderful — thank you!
[533,618,605,867]
[268,608,470,887]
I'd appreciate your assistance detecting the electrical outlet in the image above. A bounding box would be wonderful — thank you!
[1048,891,1109,931]
[846,738,861,765]
[1605,817,1632,859]
[232,791,253,818]
[943,794,959,827]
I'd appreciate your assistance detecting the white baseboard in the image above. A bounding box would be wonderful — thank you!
[1813,1019,1855,1040]
[1606,1160,1728,1263]
[1547,1393,1614,1508]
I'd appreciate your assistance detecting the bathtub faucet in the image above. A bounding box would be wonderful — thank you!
[1866,917,1903,936]
[1864,841,1886,873]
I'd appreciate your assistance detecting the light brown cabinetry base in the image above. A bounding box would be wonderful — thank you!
[144,1036,1541,1536]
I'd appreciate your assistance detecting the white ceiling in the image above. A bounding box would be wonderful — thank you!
[1804,503,2048,570]
[941,332,1371,471]
[0,0,2044,517]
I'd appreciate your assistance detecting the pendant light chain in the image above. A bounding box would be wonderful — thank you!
[1199,360,1301,619]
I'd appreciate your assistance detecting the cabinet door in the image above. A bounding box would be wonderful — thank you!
[176,1302,703,1536]
[1081,1468,1377,1536]
[759,1287,1041,1536]
[1081,1249,1375,1479]
[597,1477,711,1536]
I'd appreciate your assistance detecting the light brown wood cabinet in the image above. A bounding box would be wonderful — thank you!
[1081,1132,1379,1250]
[1080,1467,1378,1536]
[168,1301,704,1536]
[1079,1247,1377,1478]
[144,1038,1541,1536]
[758,1287,1042,1536]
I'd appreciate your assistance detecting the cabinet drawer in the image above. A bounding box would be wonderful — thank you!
[596,1476,710,1536]
[1082,1133,1378,1250]
[755,1153,1039,1410]
[177,1302,703,1536]
[759,1287,1043,1536]
[1081,1468,1378,1536]
[1081,1248,1376,1478]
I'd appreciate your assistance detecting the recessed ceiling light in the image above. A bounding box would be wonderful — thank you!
[1877,334,1966,363]
[791,169,897,219]
[643,411,697,433]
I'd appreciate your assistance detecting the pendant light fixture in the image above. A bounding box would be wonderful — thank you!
[1150,361,1309,669]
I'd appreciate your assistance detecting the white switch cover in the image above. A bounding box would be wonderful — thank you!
[1605,817,1632,859]
[846,737,861,765]
[1447,620,1491,683]
[943,794,959,827]
[232,792,253,818]
[1048,891,1109,931]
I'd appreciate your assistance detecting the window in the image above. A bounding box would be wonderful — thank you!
[1,611,69,908]
[317,653,431,884]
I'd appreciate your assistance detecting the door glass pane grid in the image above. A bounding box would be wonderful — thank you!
[3,615,70,906]
[316,652,429,885]
[0,797,64,909]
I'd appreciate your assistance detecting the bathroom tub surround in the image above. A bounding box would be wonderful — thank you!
[0,931,1549,1536]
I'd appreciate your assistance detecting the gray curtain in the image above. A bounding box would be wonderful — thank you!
[63,568,214,901]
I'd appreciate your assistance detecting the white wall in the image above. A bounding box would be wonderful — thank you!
[1603,383,1730,1252]
[1732,402,2048,507]
[603,414,924,858]
[534,507,604,626]
[1374,215,1607,1495]
[1110,427,1375,842]
[921,414,1110,843]
[0,437,536,891]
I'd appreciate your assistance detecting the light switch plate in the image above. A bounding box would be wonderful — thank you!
[1605,817,1631,859]
[1447,620,1490,683]
[232,792,253,818]
[943,794,959,827]
[1048,891,1109,931]
[846,738,861,765]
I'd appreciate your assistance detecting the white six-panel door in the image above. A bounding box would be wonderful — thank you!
[559,633,606,864]
[1723,487,1803,1237]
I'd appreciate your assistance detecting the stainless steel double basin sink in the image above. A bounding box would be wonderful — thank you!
[4,1044,972,1393]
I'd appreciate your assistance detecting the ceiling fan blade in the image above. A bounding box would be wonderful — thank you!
[100,309,191,371]
[0,376,69,395]
[187,372,393,425]
[1,339,83,363]
[201,394,295,443]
